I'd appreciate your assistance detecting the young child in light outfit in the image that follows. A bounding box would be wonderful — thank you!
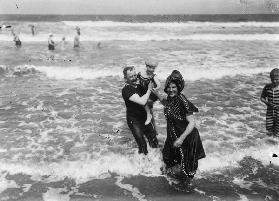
[138,59,161,125]
[261,68,279,137]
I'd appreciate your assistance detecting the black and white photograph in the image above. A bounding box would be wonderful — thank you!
[0,0,279,200]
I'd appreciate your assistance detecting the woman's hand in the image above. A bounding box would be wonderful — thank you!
[173,137,184,148]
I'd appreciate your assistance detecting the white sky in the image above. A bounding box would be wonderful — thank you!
[0,0,277,14]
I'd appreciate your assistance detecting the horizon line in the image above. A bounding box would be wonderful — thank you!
[0,13,277,16]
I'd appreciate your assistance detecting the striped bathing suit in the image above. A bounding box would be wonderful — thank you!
[261,84,279,133]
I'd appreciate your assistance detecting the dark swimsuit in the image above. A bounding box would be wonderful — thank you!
[15,40,21,47]
[261,84,279,133]
[14,36,21,47]
[48,44,54,50]
[163,94,205,178]
[137,73,158,102]
[48,39,55,50]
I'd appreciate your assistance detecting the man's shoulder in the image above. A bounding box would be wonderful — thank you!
[122,84,134,94]
[122,84,140,94]
[122,84,140,100]
[122,84,131,91]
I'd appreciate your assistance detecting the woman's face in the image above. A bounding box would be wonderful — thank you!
[167,82,178,97]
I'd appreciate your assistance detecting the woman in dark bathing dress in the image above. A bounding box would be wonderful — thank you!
[155,70,206,179]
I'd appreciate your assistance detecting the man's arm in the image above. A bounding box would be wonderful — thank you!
[153,75,161,90]
[129,82,153,105]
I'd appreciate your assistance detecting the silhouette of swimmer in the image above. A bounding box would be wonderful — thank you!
[29,24,35,36]
[61,36,66,50]
[74,26,80,48]
[97,42,101,48]
[11,28,21,48]
[48,34,55,50]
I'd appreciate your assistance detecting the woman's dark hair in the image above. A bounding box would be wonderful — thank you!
[164,70,185,94]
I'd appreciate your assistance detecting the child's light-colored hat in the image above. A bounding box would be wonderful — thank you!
[145,59,158,67]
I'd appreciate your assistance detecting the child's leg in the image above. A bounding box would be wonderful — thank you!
[150,109,158,135]
[144,104,152,125]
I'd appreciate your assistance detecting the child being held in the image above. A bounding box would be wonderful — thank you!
[261,68,279,137]
[138,59,161,125]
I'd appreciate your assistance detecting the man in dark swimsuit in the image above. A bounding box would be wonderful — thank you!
[73,26,80,48]
[11,28,21,48]
[30,25,35,36]
[122,66,158,155]
[48,34,55,50]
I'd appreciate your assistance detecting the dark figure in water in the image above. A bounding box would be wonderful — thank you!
[11,28,21,48]
[48,34,55,50]
[261,68,279,137]
[154,70,206,179]
[121,65,158,155]
[30,25,35,36]
[74,26,80,48]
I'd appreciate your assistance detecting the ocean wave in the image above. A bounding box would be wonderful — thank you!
[62,20,279,28]
[0,64,274,81]
[29,65,273,81]
[0,138,278,185]
[0,65,38,76]
[199,140,279,173]
[1,33,279,42]
[0,148,163,184]
[32,65,123,80]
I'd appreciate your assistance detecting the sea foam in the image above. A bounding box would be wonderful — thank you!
[1,33,279,42]
[29,64,274,81]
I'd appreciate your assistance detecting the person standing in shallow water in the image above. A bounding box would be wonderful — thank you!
[73,26,80,48]
[153,70,205,179]
[261,68,279,137]
[11,28,21,48]
[48,34,55,50]
[122,66,158,155]
[29,24,35,36]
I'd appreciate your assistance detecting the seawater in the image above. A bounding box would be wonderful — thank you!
[0,15,279,201]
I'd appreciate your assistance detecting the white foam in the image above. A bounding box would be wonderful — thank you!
[0,173,19,194]
[62,21,279,28]
[22,184,32,192]
[237,194,250,201]
[0,137,277,186]
[194,188,206,195]
[115,176,147,201]
[43,188,71,201]
[233,177,253,190]
[0,148,163,184]
[158,66,274,81]
[0,149,7,153]
[1,33,279,42]
[33,65,122,80]
[27,64,274,81]
[199,140,279,173]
